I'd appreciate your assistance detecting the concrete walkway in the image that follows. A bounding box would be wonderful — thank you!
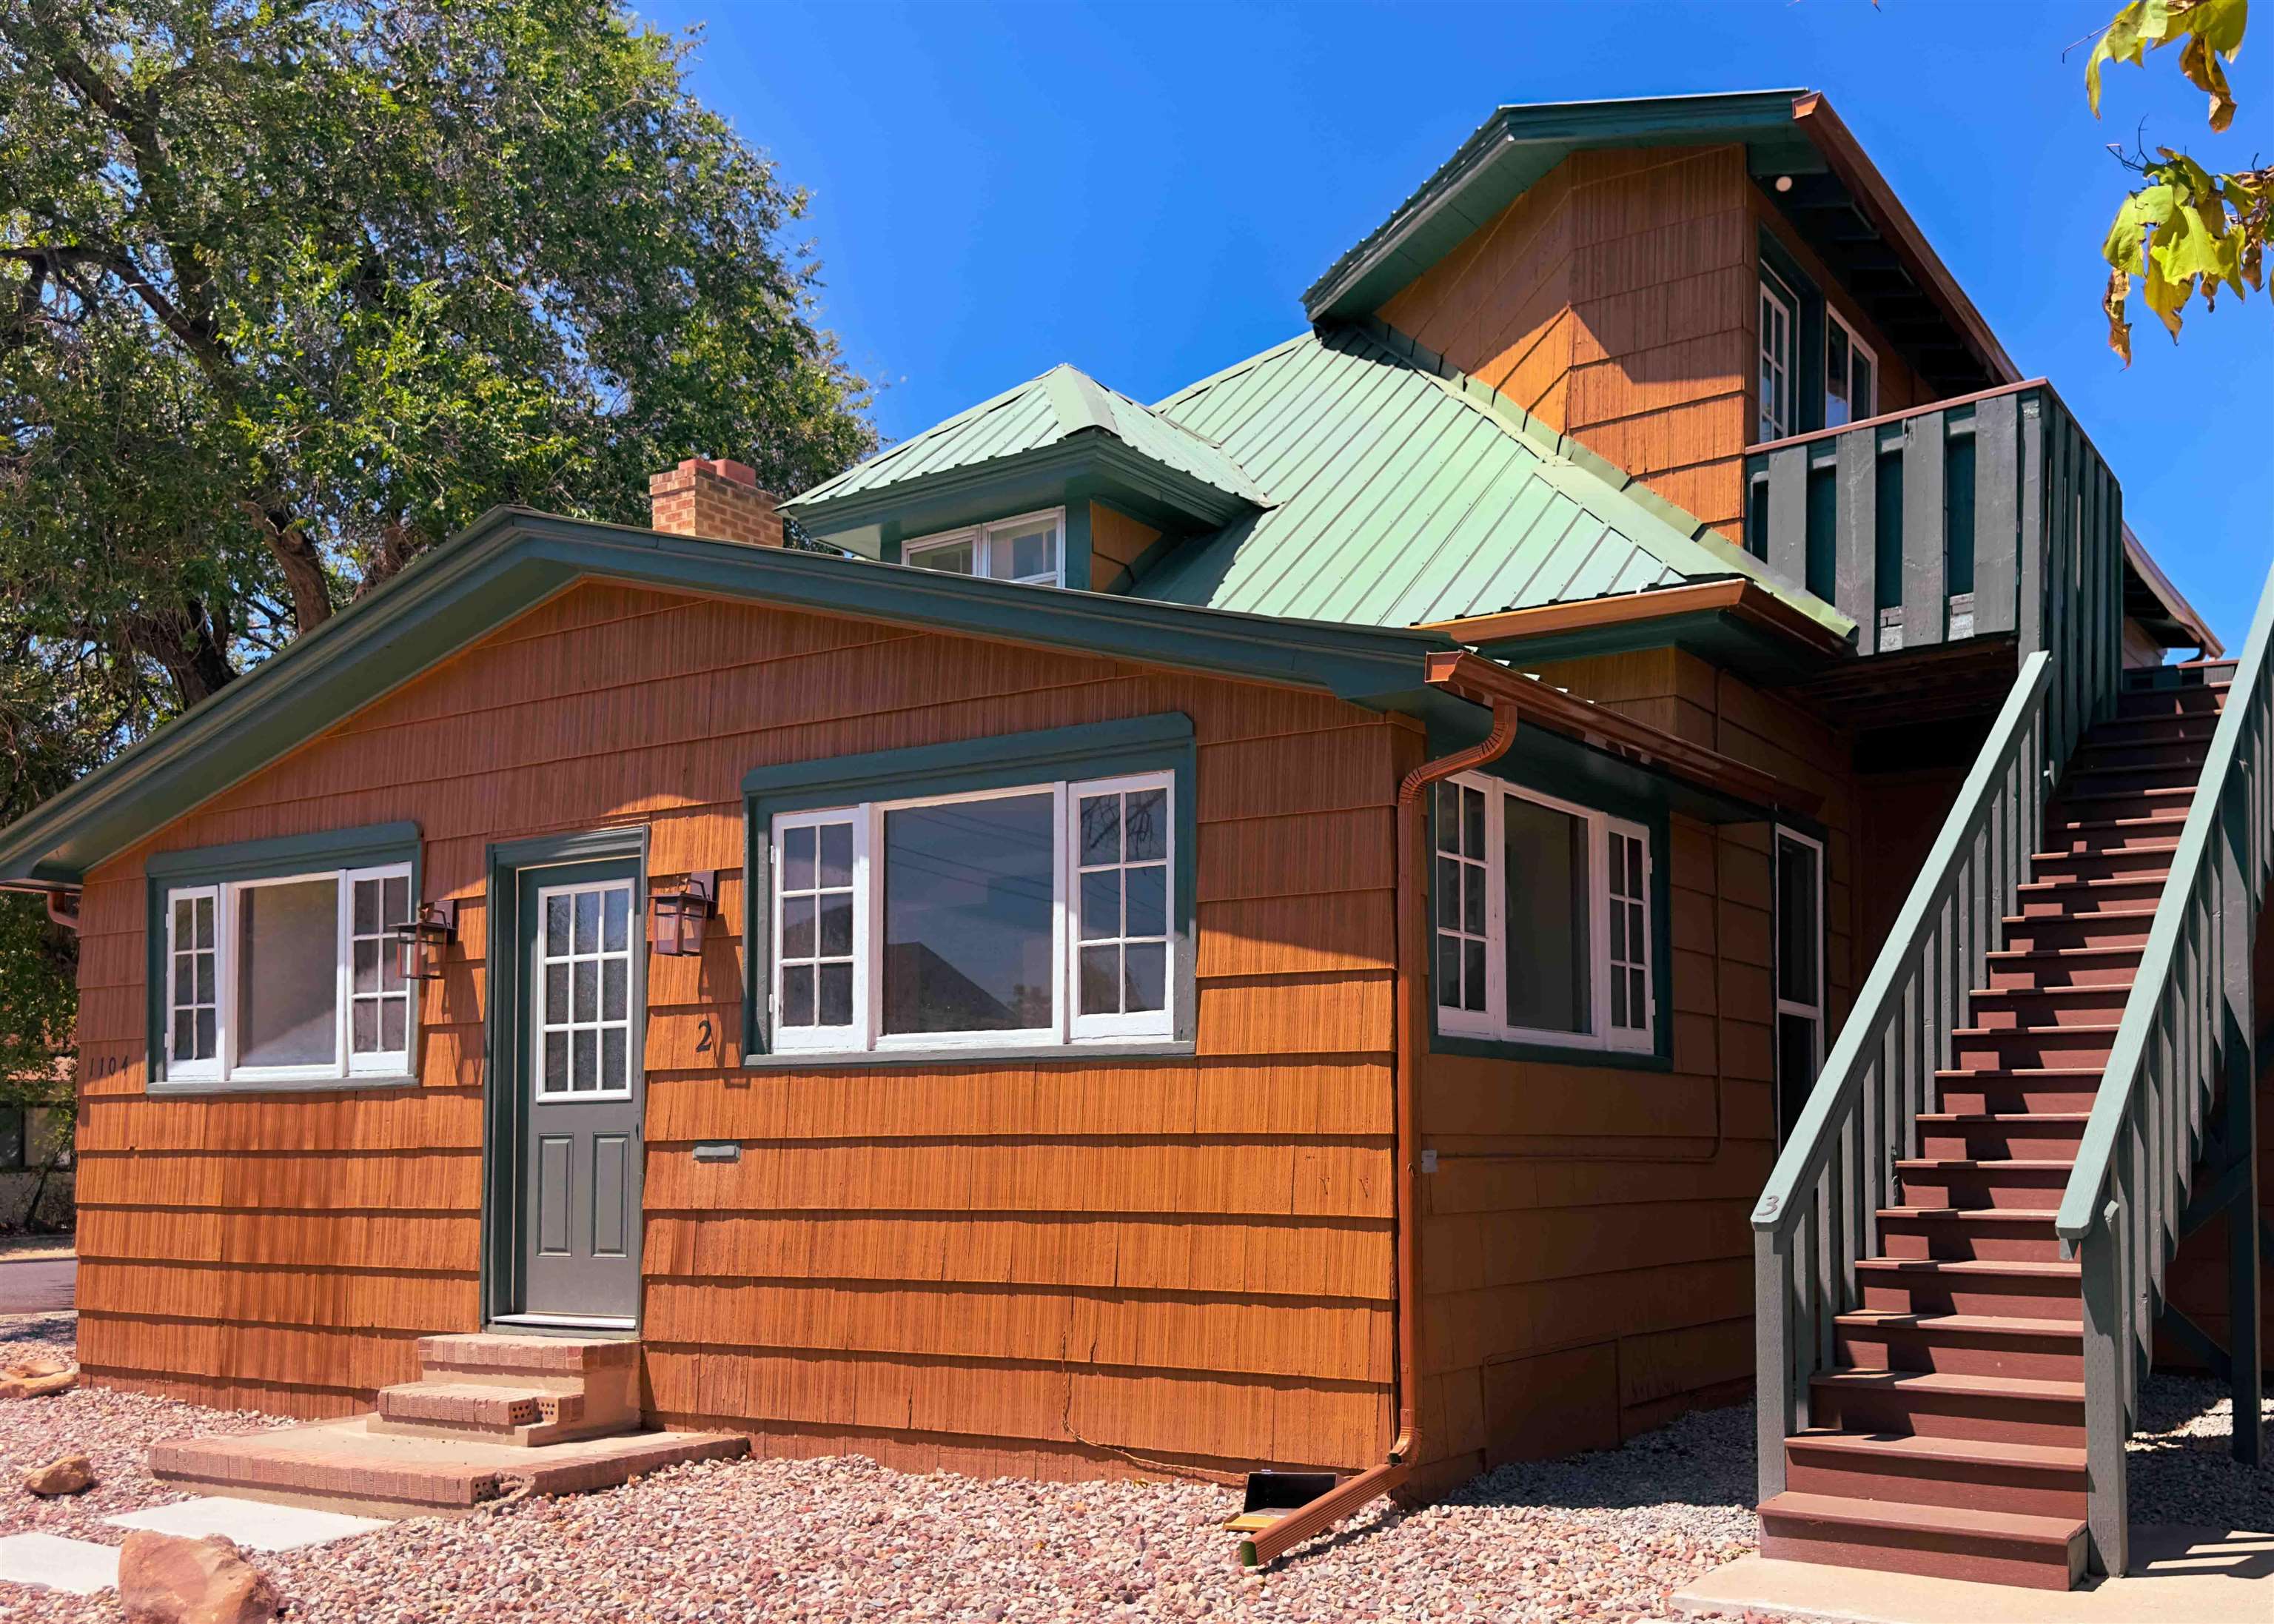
[0,1255,73,1316]
[1671,1524,2273,1623]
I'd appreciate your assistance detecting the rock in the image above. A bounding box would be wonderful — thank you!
[0,1354,78,1399]
[23,1451,94,1495]
[118,1531,283,1624]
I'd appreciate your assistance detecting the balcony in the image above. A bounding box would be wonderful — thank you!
[1743,382,2124,727]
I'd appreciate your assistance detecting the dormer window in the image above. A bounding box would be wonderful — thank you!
[1825,310,1876,428]
[905,509,1064,586]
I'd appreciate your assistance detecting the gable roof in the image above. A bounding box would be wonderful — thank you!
[783,362,1270,523]
[1126,323,1851,635]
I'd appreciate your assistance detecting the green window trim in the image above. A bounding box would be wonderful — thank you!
[1426,771,1676,1072]
[144,822,423,1094]
[742,714,1198,1065]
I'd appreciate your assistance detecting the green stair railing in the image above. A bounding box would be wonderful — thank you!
[2058,560,2274,1577]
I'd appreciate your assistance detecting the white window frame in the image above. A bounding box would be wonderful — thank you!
[161,862,417,1089]
[765,768,1175,1055]
[903,507,1065,587]
[1758,268,1799,442]
[1774,825,1828,1091]
[1432,774,1655,1055]
[530,877,642,1104]
[1824,307,1877,429]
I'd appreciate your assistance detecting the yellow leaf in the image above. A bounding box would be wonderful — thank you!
[2179,35,2238,130]
[2106,265,2136,363]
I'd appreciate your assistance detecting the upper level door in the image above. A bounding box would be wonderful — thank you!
[512,857,644,1327]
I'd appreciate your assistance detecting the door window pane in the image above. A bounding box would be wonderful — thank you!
[237,879,341,1068]
[883,793,1054,1034]
[537,880,636,1094]
[1503,796,1589,1035]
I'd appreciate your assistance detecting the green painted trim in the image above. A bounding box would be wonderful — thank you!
[0,508,1451,887]
[482,830,649,1326]
[144,822,423,1091]
[1425,774,1676,1070]
[742,714,1198,1059]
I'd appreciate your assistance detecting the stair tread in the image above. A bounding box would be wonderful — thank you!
[1985,945,2144,960]
[380,1380,563,1400]
[1854,1258,2079,1278]
[1914,1113,2090,1124]
[1951,1021,2119,1036]
[1933,1067,2106,1081]
[2029,840,2179,857]
[2001,905,2159,922]
[1836,1310,2081,1339]
[2014,876,2163,892]
[1760,1491,2084,1546]
[1878,1206,2060,1221]
[1896,1158,2075,1170]
[1970,984,2133,999]
[1787,1430,2087,1472]
[1811,1367,2085,1402]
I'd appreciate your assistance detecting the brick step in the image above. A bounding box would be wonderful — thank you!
[1967,983,2133,1027]
[1985,945,2142,988]
[1807,1367,2085,1447]
[1933,1070,2102,1115]
[371,1381,630,1448]
[1877,1207,2064,1264]
[1916,1113,2087,1162]
[1835,1311,2082,1382]
[1951,1023,2116,1071]
[1894,1158,2073,1210]
[152,1415,748,1519]
[2025,844,2174,885]
[1999,907,2158,953]
[2039,811,2191,853]
[416,1334,638,1390]
[1758,1490,2086,1590]
[2013,875,2167,918]
[1857,1255,2083,1321]
[1782,1430,2088,1520]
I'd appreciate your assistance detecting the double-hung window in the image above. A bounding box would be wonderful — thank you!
[1824,309,1876,429]
[151,825,420,1090]
[904,509,1063,586]
[748,717,1191,1058]
[1773,827,1827,1142]
[1758,267,1800,442]
[1432,774,1654,1054]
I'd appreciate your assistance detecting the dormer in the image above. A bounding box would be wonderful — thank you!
[782,363,1272,593]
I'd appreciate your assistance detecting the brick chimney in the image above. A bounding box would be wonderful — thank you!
[648,457,785,547]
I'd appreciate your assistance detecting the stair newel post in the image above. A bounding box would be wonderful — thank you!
[2079,1198,2130,1577]
[1755,1227,1794,1502]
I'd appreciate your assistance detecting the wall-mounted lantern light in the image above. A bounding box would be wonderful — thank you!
[389,899,458,982]
[651,871,717,958]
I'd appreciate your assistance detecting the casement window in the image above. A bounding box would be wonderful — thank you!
[1432,774,1654,1053]
[147,823,423,1092]
[904,509,1063,586]
[745,714,1194,1061]
[1758,268,1800,442]
[1773,827,1827,1143]
[161,865,414,1086]
[1824,309,1876,429]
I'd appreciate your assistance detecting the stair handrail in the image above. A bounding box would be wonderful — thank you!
[1749,648,2054,1504]
[2056,555,2274,1575]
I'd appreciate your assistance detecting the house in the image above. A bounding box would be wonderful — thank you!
[0,90,2261,1591]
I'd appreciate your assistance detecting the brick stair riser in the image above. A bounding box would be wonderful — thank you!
[1808,1383,2085,1449]
[1986,953,2141,988]
[2026,849,2175,886]
[376,1386,579,1432]
[2000,913,2153,953]
[1968,990,2130,1027]
[1952,1030,2114,1069]
[1859,1275,2083,1322]
[1919,1124,2084,1161]
[1933,1080,2101,1114]
[1783,1449,2087,1521]
[1895,1167,2070,1209]
[1757,1516,2084,1590]
[1877,1218,2065,1264]
[2016,879,2166,917]
[1835,1324,2083,1383]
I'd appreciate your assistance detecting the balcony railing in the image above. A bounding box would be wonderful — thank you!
[1745,380,2124,742]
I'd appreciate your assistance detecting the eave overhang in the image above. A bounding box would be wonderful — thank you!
[1422,577,1854,686]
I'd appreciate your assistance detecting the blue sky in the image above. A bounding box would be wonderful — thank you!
[639,0,2271,650]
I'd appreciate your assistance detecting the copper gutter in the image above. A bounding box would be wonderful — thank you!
[0,883,81,933]
[1236,695,1520,1568]
[1423,578,1851,663]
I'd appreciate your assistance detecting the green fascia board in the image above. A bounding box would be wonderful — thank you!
[1305,90,1813,322]
[743,712,1192,799]
[790,434,1261,542]
[1355,319,1857,642]
[1471,607,1839,688]
[0,507,1456,887]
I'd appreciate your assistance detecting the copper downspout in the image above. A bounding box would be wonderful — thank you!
[1238,697,1520,1568]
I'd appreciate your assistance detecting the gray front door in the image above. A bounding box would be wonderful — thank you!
[513,857,644,1325]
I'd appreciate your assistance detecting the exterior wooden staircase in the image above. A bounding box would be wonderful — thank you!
[1757,682,2221,1589]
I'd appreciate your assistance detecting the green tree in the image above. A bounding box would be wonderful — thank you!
[2088,0,2271,359]
[0,1,879,1132]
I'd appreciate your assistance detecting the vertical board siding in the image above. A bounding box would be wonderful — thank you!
[74,581,1408,1476]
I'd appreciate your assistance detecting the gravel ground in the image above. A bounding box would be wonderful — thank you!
[1,1312,2267,1623]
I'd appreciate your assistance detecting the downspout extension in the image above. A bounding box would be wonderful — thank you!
[1238,697,1520,1568]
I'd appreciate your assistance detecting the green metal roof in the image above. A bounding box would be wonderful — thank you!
[783,363,1270,516]
[1126,323,1850,634]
